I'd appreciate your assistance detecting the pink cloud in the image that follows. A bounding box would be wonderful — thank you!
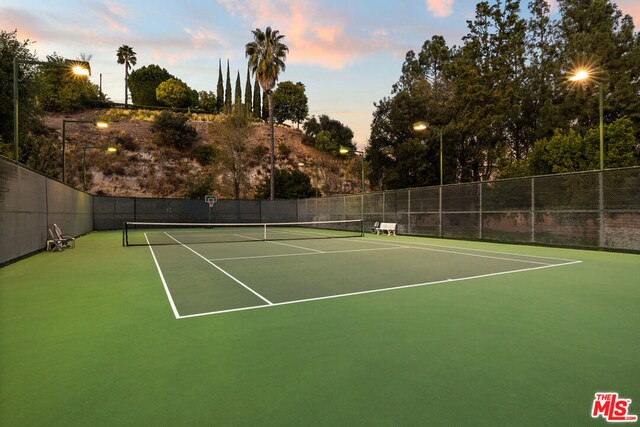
[426,0,454,18]
[617,0,640,27]
[91,1,130,33]
[216,0,394,69]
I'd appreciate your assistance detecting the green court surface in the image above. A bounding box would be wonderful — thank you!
[1,231,639,426]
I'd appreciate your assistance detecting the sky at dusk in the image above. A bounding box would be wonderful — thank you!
[2,0,639,147]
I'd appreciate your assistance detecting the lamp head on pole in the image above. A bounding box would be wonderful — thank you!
[568,69,590,82]
[413,121,428,131]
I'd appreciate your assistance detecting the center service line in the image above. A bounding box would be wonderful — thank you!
[163,232,273,306]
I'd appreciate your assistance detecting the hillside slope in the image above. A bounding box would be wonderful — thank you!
[45,109,362,199]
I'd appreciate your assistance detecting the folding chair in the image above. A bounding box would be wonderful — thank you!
[47,228,65,252]
[370,221,380,234]
[53,224,75,248]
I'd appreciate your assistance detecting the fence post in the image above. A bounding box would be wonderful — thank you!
[531,177,535,243]
[383,191,386,222]
[599,171,605,248]
[438,186,443,238]
[408,189,412,235]
[479,182,483,240]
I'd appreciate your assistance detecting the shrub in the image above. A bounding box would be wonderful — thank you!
[193,144,218,166]
[183,173,216,199]
[150,111,197,150]
[278,142,291,158]
[115,133,139,151]
[252,144,269,159]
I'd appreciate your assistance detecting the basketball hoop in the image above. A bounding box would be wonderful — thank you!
[205,195,218,208]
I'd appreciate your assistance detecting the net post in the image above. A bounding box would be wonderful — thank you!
[122,221,125,246]
[263,223,267,240]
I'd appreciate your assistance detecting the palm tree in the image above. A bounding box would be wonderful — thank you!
[245,27,288,200]
[116,45,137,107]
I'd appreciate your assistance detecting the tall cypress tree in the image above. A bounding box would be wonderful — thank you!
[216,59,224,112]
[225,59,232,111]
[245,68,252,115]
[253,77,261,119]
[234,70,242,108]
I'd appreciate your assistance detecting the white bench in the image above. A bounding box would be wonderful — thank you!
[375,222,397,236]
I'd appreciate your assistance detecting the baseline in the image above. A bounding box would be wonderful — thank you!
[178,259,582,319]
[353,238,579,266]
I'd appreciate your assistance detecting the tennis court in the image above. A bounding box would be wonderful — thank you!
[1,227,639,426]
[131,221,582,318]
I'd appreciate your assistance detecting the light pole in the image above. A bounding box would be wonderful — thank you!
[13,58,90,161]
[339,146,365,223]
[339,147,365,194]
[568,67,607,248]
[62,120,109,183]
[413,121,444,237]
[568,68,605,170]
[82,145,116,192]
[413,121,443,186]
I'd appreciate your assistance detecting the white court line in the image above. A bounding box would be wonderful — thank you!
[234,232,325,253]
[358,237,581,263]
[178,260,583,319]
[209,245,410,262]
[352,238,575,266]
[145,233,181,319]
[164,232,273,306]
[265,240,326,253]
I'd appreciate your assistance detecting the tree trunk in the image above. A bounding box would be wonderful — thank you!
[268,90,275,200]
[124,63,129,108]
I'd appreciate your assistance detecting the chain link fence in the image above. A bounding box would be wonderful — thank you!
[3,154,639,266]
[298,167,640,252]
[1,157,93,265]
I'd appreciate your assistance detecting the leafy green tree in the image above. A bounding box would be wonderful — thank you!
[246,26,289,200]
[156,78,192,108]
[22,133,60,178]
[211,110,251,199]
[150,111,197,149]
[0,30,42,160]
[303,115,356,155]
[367,0,640,188]
[216,59,224,112]
[524,117,638,175]
[128,64,173,106]
[272,81,309,128]
[116,45,137,107]
[255,169,315,199]
[584,117,638,169]
[198,91,217,113]
[38,53,101,113]
[558,0,640,136]
[521,0,561,146]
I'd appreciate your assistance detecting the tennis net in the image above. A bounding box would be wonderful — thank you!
[123,219,364,246]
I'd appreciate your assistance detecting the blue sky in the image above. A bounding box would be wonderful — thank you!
[2,0,638,147]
